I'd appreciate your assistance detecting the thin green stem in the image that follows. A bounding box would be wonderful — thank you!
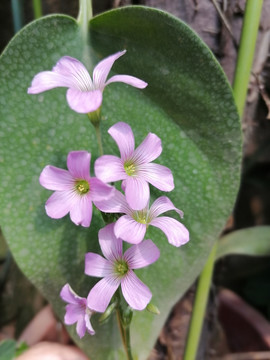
[124,326,133,360]
[11,0,24,33]
[232,0,264,118]
[183,242,217,360]
[116,308,127,351]
[93,122,104,156]
[32,0,42,19]
[183,2,263,359]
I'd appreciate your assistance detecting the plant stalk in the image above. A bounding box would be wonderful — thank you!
[183,242,217,360]
[183,1,263,359]
[11,0,24,33]
[32,0,42,19]
[232,0,264,118]
[77,0,93,44]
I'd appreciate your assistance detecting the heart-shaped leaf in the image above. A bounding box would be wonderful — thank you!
[0,6,241,359]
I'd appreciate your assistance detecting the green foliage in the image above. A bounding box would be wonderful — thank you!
[216,226,270,260]
[0,340,16,360]
[0,6,241,359]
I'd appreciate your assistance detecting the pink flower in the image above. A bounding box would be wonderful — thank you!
[27,50,147,113]
[96,191,189,247]
[95,122,174,210]
[39,151,114,227]
[85,223,160,313]
[60,283,95,338]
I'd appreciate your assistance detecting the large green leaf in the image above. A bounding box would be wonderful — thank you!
[0,6,241,359]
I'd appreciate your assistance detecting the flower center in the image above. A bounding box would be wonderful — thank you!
[75,180,90,195]
[133,210,148,224]
[124,161,136,176]
[115,260,129,276]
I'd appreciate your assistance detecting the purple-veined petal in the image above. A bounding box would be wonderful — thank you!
[45,190,77,219]
[94,189,130,214]
[132,133,162,164]
[64,303,85,325]
[149,196,184,220]
[76,315,87,338]
[69,194,92,227]
[39,165,74,191]
[98,224,122,262]
[66,88,103,114]
[90,178,114,202]
[95,155,126,183]
[85,252,112,277]
[114,215,146,244]
[108,122,135,161]
[150,216,189,247]
[93,50,126,90]
[138,162,174,192]
[121,270,152,310]
[60,283,83,305]
[125,177,149,210]
[27,71,74,94]
[52,56,93,91]
[67,151,91,180]
[87,276,120,313]
[106,74,148,89]
[124,239,160,269]
[85,313,95,335]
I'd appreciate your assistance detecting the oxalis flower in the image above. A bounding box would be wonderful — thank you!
[85,223,160,313]
[95,122,174,210]
[96,190,189,247]
[60,283,95,338]
[27,50,147,114]
[39,151,114,227]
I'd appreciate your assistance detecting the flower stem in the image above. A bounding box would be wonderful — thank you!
[32,0,42,19]
[115,291,134,360]
[183,242,217,360]
[87,109,104,156]
[183,2,263,359]
[232,0,264,118]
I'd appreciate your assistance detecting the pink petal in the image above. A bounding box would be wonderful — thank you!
[138,163,174,192]
[114,215,146,244]
[93,50,126,89]
[124,239,160,269]
[39,165,74,191]
[69,194,92,227]
[108,122,135,161]
[90,178,114,202]
[94,155,126,183]
[64,304,85,325]
[27,71,74,94]
[66,88,103,114]
[28,56,93,94]
[53,56,94,90]
[106,74,148,89]
[45,190,77,219]
[132,133,162,165]
[125,177,149,210]
[60,283,83,305]
[150,216,189,247]
[85,252,112,277]
[87,276,120,313]
[149,196,184,219]
[85,313,95,335]
[76,316,87,338]
[94,189,130,214]
[98,224,122,262]
[67,151,91,180]
[121,270,152,310]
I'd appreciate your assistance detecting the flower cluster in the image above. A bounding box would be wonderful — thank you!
[31,51,189,339]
